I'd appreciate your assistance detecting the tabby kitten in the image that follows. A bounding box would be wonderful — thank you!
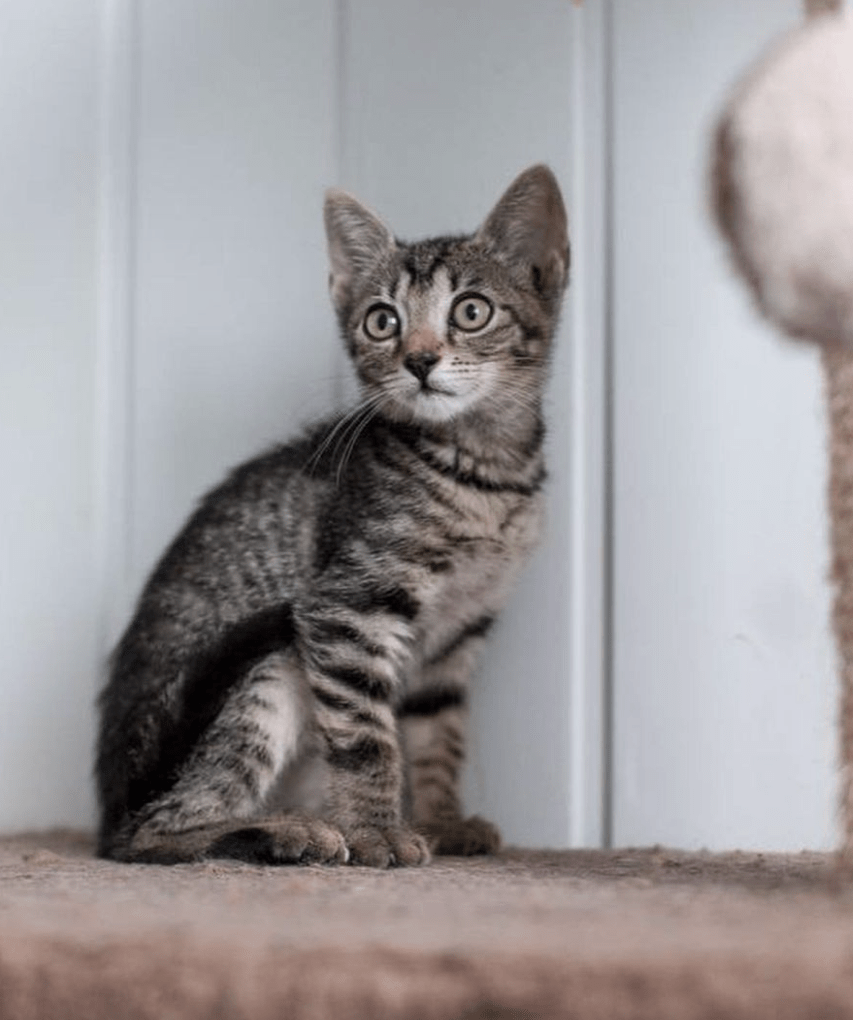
[96,164,569,867]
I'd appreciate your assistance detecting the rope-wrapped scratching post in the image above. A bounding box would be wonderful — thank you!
[713,0,853,857]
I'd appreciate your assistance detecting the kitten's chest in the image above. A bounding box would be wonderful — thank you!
[417,489,544,657]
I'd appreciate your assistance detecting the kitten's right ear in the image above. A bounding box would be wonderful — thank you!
[324,190,395,313]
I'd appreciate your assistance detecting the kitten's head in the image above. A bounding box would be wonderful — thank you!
[324,165,569,426]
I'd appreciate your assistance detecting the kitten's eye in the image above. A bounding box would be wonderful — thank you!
[363,304,401,341]
[450,294,493,332]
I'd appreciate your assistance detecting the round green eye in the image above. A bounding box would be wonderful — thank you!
[364,304,400,341]
[450,294,493,332]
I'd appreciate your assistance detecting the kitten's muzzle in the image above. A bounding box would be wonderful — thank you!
[403,351,441,384]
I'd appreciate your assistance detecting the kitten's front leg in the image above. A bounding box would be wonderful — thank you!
[302,608,431,868]
[400,615,502,856]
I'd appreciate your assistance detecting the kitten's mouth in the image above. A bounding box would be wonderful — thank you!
[394,378,472,423]
[419,381,455,397]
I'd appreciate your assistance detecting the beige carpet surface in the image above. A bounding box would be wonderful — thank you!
[0,831,850,1019]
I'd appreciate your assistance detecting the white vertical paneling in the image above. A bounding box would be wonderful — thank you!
[341,0,581,848]
[0,0,592,841]
[0,1,101,828]
[610,0,836,850]
[131,0,338,589]
[96,0,138,650]
[568,1,610,849]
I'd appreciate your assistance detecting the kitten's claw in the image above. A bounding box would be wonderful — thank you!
[345,825,431,868]
[416,815,502,856]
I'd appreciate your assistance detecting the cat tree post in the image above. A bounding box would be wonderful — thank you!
[713,0,853,857]
[809,0,853,861]
[823,343,853,856]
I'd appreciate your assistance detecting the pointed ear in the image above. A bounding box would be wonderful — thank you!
[324,189,395,313]
[476,165,569,302]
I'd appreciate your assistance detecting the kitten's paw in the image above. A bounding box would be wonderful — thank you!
[345,825,431,868]
[209,815,348,865]
[417,815,502,856]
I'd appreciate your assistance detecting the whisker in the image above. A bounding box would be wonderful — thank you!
[332,377,414,480]
[334,406,381,486]
[304,395,383,475]
[328,390,393,484]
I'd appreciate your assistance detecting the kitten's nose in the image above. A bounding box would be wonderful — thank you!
[403,351,440,383]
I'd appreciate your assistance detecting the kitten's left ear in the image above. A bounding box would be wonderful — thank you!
[324,190,395,314]
[476,165,569,303]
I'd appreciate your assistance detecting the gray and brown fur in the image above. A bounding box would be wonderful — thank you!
[96,165,569,867]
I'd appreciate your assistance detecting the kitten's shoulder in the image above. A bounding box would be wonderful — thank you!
[204,417,336,503]
[139,419,334,591]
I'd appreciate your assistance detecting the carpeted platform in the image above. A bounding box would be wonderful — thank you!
[1,831,851,1020]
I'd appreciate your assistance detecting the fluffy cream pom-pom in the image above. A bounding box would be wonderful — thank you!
[714,13,853,347]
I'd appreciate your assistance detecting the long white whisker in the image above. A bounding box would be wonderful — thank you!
[328,390,392,484]
[304,394,384,476]
[334,404,382,486]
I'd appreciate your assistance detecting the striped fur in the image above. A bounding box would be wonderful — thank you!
[96,165,569,867]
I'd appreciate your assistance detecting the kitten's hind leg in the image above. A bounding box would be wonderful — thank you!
[110,650,346,864]
[399,614,503,855]
[399,681,499,856]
